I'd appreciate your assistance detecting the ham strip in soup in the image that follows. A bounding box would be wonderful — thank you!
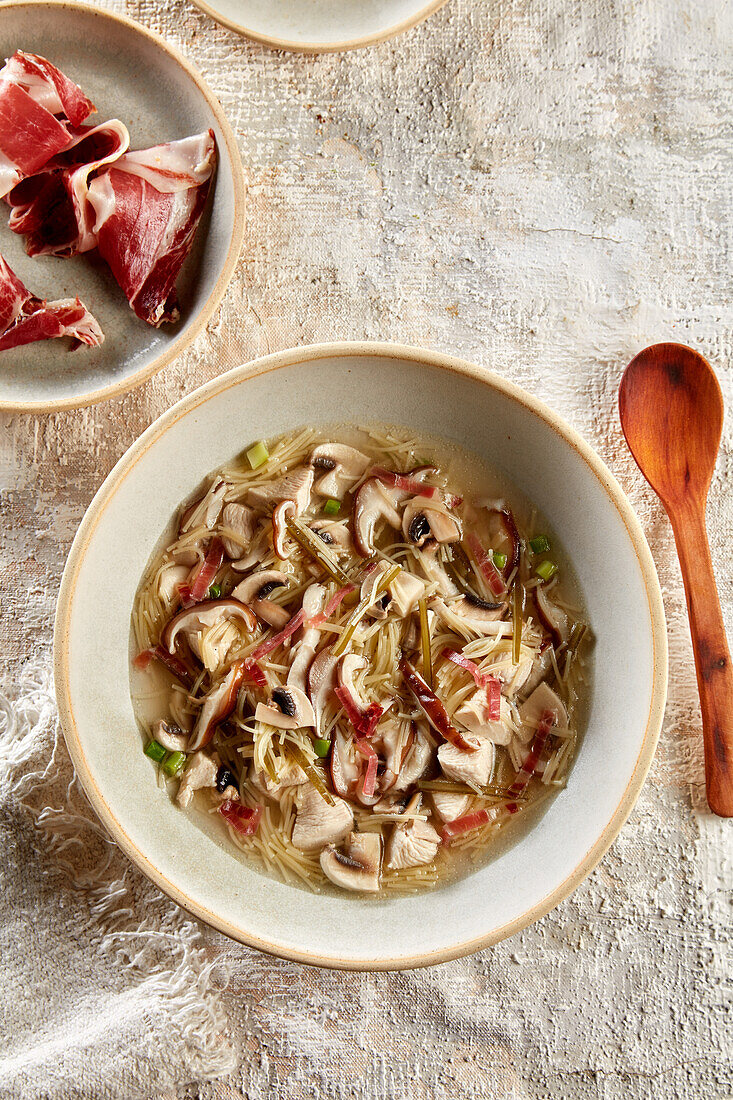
[0,253,103,350]
[0,51,95,199]
[6,120,130,257]
[87,130,217,326]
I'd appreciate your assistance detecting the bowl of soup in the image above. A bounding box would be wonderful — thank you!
[54,343,667,968]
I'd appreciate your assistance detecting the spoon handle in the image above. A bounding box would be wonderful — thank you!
[669,501,733,816]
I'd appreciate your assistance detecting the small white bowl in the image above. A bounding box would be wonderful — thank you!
[187,0,450,52]
[0,1,245,412]
[54,343,667,969]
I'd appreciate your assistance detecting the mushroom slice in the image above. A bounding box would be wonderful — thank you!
[250,759,306,800]
[220,502,257,559]
[352,478,402,557]
[189,663,247,752]
[438,735,496,788]
[386,819,440,870]
[377,719,414,790]
[416,543,459,597]
[372,791,413,815]
[320,831,382,892]
[330,727,362,798]
[288,584,326,692]
[272,500,296,559]
[310,443,370,499]
[231,570,292,629]
[247,466,314,515]
[360,561,393,619]
[337,653,371,713]
[310,521,353,556]
[392,721,434,791]
[152,719,189,754]
[255,686,316,730]
[454,689,513,746]
[179,480,227,535]
[308,647,340,736]
[431,791,471,823]
[162,599,258,658]
[402,500,461,547]
[535,585,571,647]
[157,563,190,604]
[389,571,425,617]
[176,751,220,807]
[430,596,508,638]
[518,682,567,742]
[291,783,354,853]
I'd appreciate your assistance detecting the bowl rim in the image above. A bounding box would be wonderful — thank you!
[0,0,246,414]
[186,0,450,53]
[54,341,668,969]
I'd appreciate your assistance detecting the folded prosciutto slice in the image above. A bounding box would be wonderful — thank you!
[6,119,129,256]
[0,253,103,350]
[87,130,216,326]
[0,51,95,199]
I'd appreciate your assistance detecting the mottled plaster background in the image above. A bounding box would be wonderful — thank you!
[0,0,731,1097]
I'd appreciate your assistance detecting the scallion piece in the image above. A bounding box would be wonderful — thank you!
[512,581,524,665]
[492,551,507,570]
[313,738,331,757]
[418,597,432,687]
[144,739,166,763]
[536,560,558,581]
[323,498,340,515]
[529,534,550,554]
[246,441,269,469]
[162,750,186,776]
[208,583,222,598]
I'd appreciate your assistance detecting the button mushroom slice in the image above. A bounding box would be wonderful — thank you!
[372,790,414,815]
[337,653,371,714]
[189,662,247,752]
[220,502,257,560]
[392,721,434,792]
[179,480,228,535]
[157,563,191,604]
[454,689,513,746]
[176,750,220,807]
[247,465,314,515]
[438,735,496,788]
[310,443,370,500]
[502,656,535,699]
[518,682,568,743]
[250,759,307,800]
[230,523,270,573]
[162,599,258,663]
[352,478,402,557]
[308,647,340,736]
[431,791,471,823]
[287,584,326,692]
[376,718,414,790]
[360,561,393,619]
[271,500,296,560]
[320,831,382,892]
[255,685,316,730]
[402,500,461,548]
[231,570,293,630]
[430,595,508,638]
[152,719,190,754]
[330,727,362,798]
[310,521,354,556]
[416,542,460,597]
[534,585,571,647]
[386,818,441,870]
[291,783,354,853]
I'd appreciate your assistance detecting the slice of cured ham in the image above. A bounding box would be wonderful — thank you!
[87,130,217,326]
[0,51,95,199]
[6,120,130,256]
[0,253,103,350]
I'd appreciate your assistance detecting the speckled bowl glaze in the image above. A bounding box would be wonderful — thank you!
[0,1,245,412]
[187,0,450,51]
[54,343,668,969]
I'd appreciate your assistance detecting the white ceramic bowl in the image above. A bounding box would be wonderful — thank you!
[0,1,245,412]
[54,344,667,969]
[187,0,450,51]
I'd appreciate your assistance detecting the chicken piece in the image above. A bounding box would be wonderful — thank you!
[247,466,313,515]
[386,819,441,870]
[220,502,257,559]
[291,784,354,853]
[438,735,495,788]
[176,751,219,807]
[454,689,513,745]
[431,791,471,823]
[250,760,306,800]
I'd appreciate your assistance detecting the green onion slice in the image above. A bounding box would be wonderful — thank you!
[246,441,269,469]
[162,750,187,776]
[323,498,340,515]
[529,534,550,554]
[313,738,331,758]
[144,739,166,763]
[492,551,507,570]
[208,583,222,599]
[535,560,558,581]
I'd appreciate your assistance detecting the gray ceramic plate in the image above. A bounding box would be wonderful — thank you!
[55,343,668,969]
[0,1,245,412]
[187,0,450,51]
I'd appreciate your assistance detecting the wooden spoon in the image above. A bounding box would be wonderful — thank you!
[619,342,732,817]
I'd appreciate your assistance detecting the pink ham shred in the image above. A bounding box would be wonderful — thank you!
[0,252,103,350]
[0,51,95,199]
[86,130,217,326]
